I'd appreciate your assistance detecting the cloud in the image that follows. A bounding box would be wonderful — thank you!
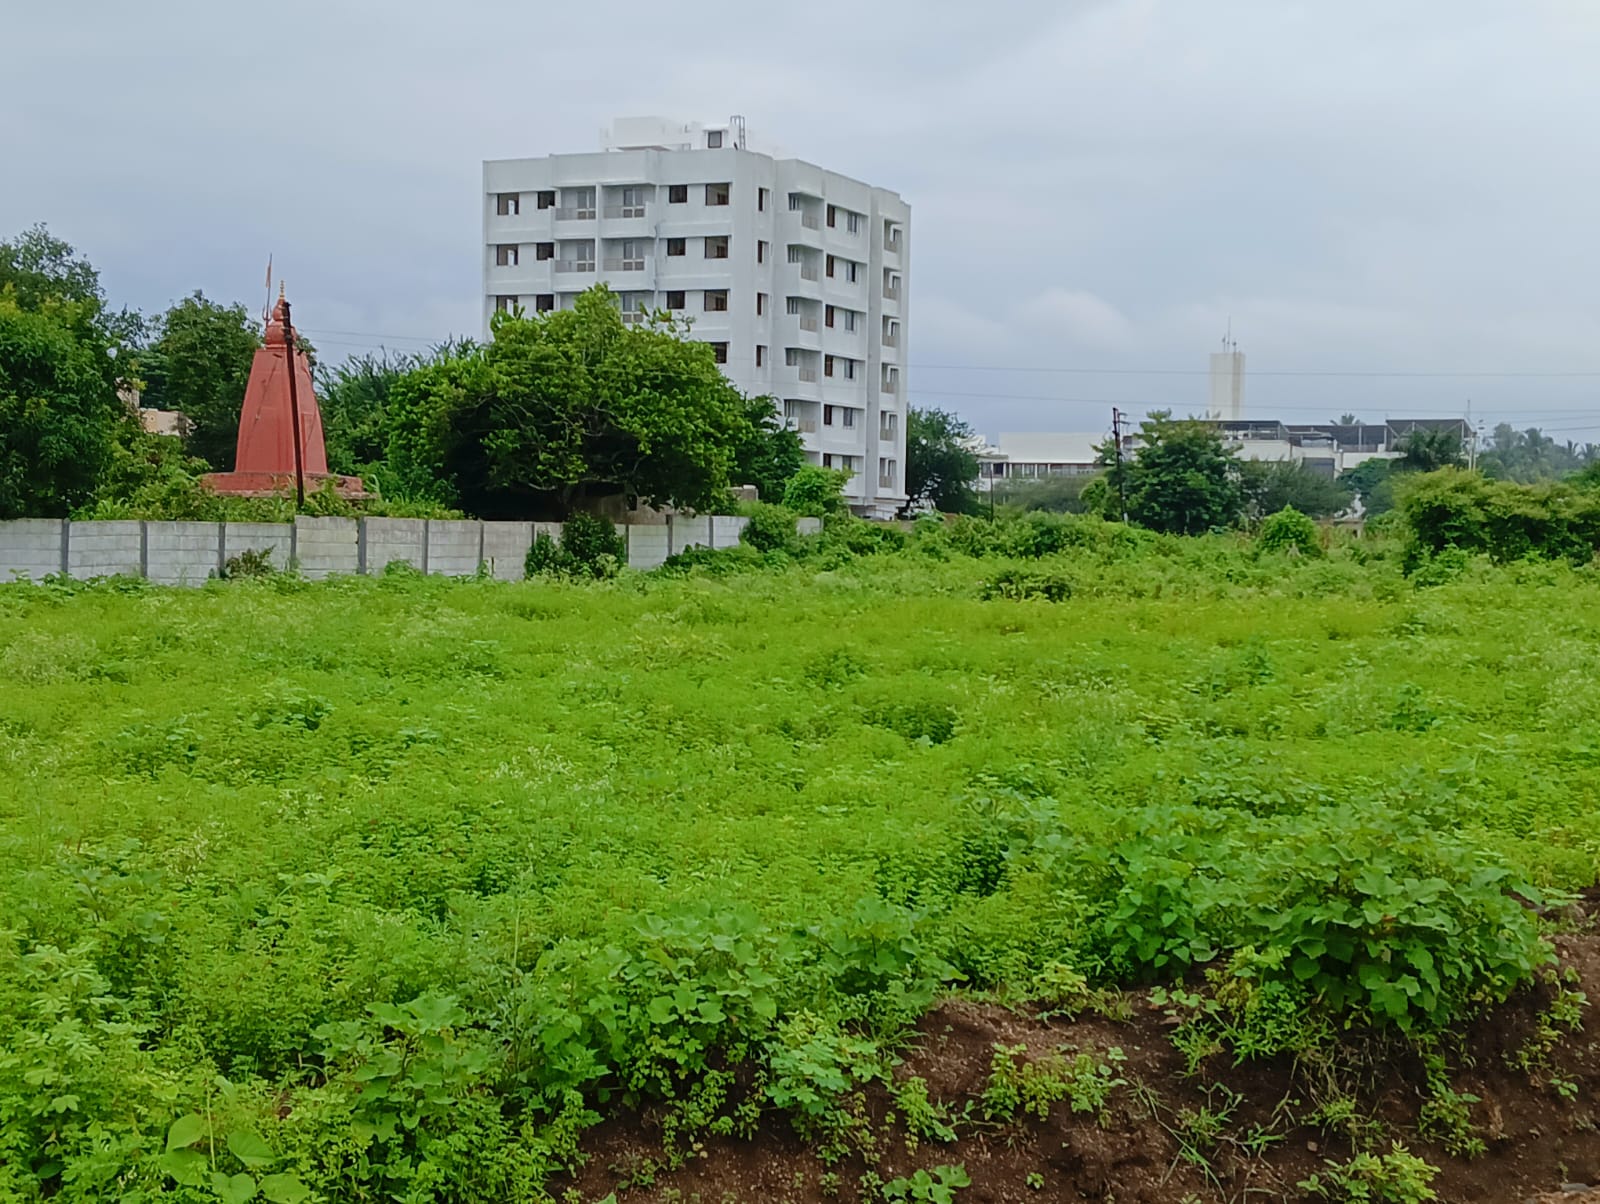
[1020,289,1136,351]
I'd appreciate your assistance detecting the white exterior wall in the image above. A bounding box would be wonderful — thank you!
[483,128,910,518]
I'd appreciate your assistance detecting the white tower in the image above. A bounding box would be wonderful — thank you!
[1209,335,1244,421]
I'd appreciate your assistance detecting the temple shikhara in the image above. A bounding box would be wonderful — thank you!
[203,290,366,499]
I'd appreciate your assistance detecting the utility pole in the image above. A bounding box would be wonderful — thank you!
[281,299,307,509]
[1111,407,1128,523]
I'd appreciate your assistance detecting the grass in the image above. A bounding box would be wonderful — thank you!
[1,537,1598,1200]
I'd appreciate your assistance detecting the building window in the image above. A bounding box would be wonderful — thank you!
[537,190,555,209]
[706,129,724,149]
[535,242,554,260]
[824,354,835,378]
[706,182,730,206]
[666,237,686,257]
[786,296,803,316]
[843,309,858,333]
[759,187,769,212]
[826,204,837,228]
[705,235,729,259]
[495,193,520,216]
[704,289,728,312]
[495,295,517,312]
[756,345,767,368]
[823,404,835,426]
[825,254,835,278]
[558,187,595,219]
[495,244,519,267]
[787,245,804,264]
[757,239,768,264]
[785,348,802,367]
[846,261,860,284]
[880,412,897,438]
[842,359,857,381]
[756,292,767,316]
[824,304,835,328]
[666,290,686,310]
[788,193,803,211]
[840,407,856,428]
[847,212,862,235]
[535,294,554,312]
[668,183,688,204]
[710,341,728,363]
[879,457,895,485]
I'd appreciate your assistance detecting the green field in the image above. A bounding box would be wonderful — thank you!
[3,534,1598,1201]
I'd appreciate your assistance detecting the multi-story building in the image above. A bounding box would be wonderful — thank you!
[482,117,910,518]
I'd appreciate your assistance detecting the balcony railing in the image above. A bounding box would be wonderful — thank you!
[798,316,819,332]
[883,284,901,301]
[785,417,819,434]
[603,205,647,219]
[880,425,896,440]
[554,207,595,220]
[886,234,902,254]
[554,261,595,273]
[601,257,647,271]
[800,213,820,230]
[882,332,899,347]
[881,379,898,393]
[798,265,820,282]
[879,474,896,489]
[795,367,819,383]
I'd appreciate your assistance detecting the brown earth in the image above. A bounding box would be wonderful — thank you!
[563,900,1600,1204]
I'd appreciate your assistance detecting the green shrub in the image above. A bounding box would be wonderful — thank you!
[525,515,625,579]
[1299,1144,1438,1203]
[782,466,850,517]
[1258,506,1321,557]
[979,567,1073,601]
[741,502,800,553]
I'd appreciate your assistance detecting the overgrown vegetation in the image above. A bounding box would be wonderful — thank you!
[1,518,1597,1199]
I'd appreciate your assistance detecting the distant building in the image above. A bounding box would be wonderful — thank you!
[976,432,1110,492]
[1209,417,1474,476]
[1209,346,1245,421]
[482,116,910,518]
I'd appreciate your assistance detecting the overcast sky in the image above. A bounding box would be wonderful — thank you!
[5,0,1598,441]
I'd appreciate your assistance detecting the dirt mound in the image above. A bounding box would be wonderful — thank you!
[563,921,1599,1204]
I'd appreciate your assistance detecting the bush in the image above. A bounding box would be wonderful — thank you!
[1258,506,1321,557]
[1399,468,1600,567]
[980,567,1073,602]
[741,503,800,554]
[782,466,850,518]
[525,515,625,579]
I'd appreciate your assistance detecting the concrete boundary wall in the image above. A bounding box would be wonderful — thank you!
[0,513,792,586]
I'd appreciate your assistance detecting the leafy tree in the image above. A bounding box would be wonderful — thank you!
[730,394,804,504]
[904,406,981,515]
[387,287,753,519]
[1240,459,1353,519]
[138,292,262,470]
[1335,413,1358,425]
[0,298,131,518]
[1478,423,1592,483]
[1097,411,1244,535]
[782,465,850,517]
[1339,457,1400,517]
[994,471,1103,515]
[1396,427,1466,473]
[1258,506,1322,556]
[315,346,447,479]
[0,224,104,312]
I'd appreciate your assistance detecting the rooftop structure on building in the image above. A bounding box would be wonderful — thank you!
[483,116,910,518]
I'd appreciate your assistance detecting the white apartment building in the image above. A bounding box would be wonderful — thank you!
[482,117,910,518]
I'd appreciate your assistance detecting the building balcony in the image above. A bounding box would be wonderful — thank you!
[554,207,596,222]
[554,261,595,274]
[785,416,819,434]
[601,257,648,272]
[883,283,901,302]
[602,204,647,219]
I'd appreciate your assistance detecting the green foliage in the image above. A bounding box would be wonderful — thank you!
[880,1165,971,1204]
[1098,411,1245,535]
[525,515,626,580]
[1398,467,1600,567]
[138,292,261,471]
[741,502,802,554]
[387,287,756,518]
[783,464,851,517]
[979,566,1073,601]
[1299,1144,1439,1203]
[1257,506,1322,557]
[891,1076,958,1145]
[1479,423,1594,483]
[1396,428,1466,473]
[731,394,805,504]
[1340,458,1400,517]
[905,407,981,516]
[1243,461,1353,519]
[980,1043,1126,1124]
[315,346,441,479]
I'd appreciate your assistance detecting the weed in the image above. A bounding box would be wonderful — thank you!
[981,1043,1126,1126]
[1298,1144,1439,1203]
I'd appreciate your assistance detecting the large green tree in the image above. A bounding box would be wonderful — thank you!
[904,406,981,515]
[1396,426,1466,473]
[730,394,804,504]
[1097,411,1245,535]
[138,292,261,470]
[1478,423,1592,483]
[1240,459,1353,519]
[1338,457,1400,516]
[387,288,757,519]
[0,228,132,518]
[316,346,438,479]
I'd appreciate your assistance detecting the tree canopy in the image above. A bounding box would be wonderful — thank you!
[904,406,981,515]
[1240,459,1353,519]
[387,289,762,519]
[1095,411,1245,535]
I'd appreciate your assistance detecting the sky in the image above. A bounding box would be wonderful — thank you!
[4,0,1599,443]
